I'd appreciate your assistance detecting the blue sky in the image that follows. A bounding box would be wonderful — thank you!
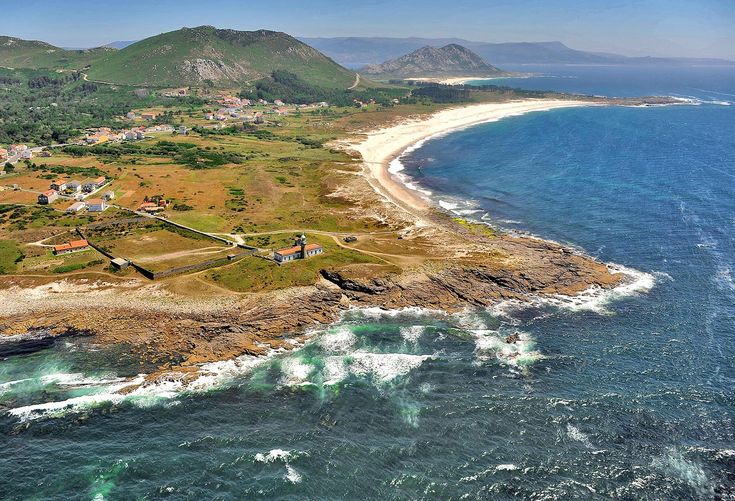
[3,0,734,59]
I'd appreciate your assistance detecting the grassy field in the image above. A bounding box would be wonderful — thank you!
[204,234,381,292]
[0,239,22,274]
[90,224,232,273]
[19,246,106,274]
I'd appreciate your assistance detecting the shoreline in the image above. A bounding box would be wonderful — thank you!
[350,99,597,218]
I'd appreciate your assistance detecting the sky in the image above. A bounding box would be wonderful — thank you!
[1,0,733,59]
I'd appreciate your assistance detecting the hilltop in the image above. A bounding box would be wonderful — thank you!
[85,26,358,88]
[0,35,113,69]
[361,44,503,79]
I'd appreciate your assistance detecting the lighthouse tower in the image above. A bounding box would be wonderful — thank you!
[296,234,307,259]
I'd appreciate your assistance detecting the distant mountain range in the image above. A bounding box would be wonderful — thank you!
[301,37,735,67]
[361,44,502,79]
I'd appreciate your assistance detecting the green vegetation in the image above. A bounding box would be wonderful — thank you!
[0,67,204,145]
[0,239,23,274]
[206,236,380,292]
[0,36,112,70]
[62,140,247,169]
[86,26,358,89]
[452,217,496,238]
[241,70,404,107]
[52,259,104,274]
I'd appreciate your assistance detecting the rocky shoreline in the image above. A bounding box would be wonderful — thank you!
[0,97,654,388]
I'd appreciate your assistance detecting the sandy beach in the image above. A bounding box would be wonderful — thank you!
[406,76,506,85]
[352,99,595,216]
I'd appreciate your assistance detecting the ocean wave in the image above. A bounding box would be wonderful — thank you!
[254,449,293,463]
[525,263,656,315]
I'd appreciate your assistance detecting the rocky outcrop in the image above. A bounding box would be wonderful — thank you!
[361,44,502,78]
[0,231,622,378]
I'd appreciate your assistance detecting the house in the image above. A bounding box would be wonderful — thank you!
[53,239,89,255]
[138,201,164,213]
[126,112,137,119]
[102,190,115,201]
[65,180,81,193]
[0,148,8,160]
[20,149,33,159]
[274,235,324,263]
[83,176,106,192]
[177,126,188,135]
[141,112,157,120]
[38,190,58,204]
[8,144,27,155]
[86,198,107,212]
[204,112,215,120]
[38,150,52,157]
[66,201,86,213]
[274,100,285,106]
[50,179,68,191]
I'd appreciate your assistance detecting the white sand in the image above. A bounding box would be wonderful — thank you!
[406,76,503,85]
[351,99,596,214]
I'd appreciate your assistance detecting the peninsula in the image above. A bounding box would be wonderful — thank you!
[0,27,678,391]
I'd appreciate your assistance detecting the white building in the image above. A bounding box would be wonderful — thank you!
[66,201,86,213]
[86,198,107,212]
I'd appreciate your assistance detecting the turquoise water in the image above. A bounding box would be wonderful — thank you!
[2,67,735,499]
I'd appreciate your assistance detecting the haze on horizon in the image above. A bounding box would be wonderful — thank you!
[2,0,734,60]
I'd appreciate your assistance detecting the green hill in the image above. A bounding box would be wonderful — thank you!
[0,36,113,69]
[85,26,358,89]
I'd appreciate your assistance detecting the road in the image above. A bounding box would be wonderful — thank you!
[348,73,361,90]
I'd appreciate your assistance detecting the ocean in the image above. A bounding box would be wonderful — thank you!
[2,65,734,500]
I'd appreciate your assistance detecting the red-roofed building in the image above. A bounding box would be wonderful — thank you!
[38,190,58,204]
[274,235,324,263]
[53,239,90,255]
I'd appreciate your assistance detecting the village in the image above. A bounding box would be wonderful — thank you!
[0,91,336,279]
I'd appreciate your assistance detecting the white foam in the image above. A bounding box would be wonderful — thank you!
[566,424,594,449]
[255,449,292,463]
[652,449,713,497]
[347,352,433,383]
[522,263,656,315]
[318,327,358,353]
[439,200,460,210]
[473,330,543,368]
[496,464,519,471]
[8,375,146,422]
[285,465,302,484]
[400,325,425,343]
[280,358,314,387]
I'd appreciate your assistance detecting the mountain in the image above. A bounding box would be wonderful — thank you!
[361,44,502,78]
[302,37,735,67]
[0,35,113,69]
[85,26,358,88]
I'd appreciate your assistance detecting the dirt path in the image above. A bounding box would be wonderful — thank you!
[348,73,361,90]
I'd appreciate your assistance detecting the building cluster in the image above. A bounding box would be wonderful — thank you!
[161,88,189,98]
[1,144,33,161]
[138,197,170,214]
[38,177,109,206]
